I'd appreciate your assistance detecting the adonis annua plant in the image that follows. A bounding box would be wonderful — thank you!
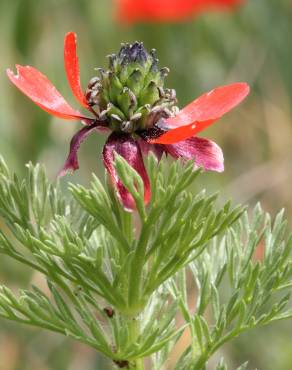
[1,34,292,369]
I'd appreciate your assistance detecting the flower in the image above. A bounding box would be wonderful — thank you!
[116,0,243,24]
[7,32,249,211]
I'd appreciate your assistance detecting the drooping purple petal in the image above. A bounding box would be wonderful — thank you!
[102,133,151,211]
[59,122,100,177]
[165,136,224,172]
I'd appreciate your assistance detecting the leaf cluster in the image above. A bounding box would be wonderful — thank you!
[168,205,292,369]
[0,154,292,369]
[0,155,239,364]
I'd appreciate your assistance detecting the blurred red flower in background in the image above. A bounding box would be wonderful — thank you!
[116,0,244,23]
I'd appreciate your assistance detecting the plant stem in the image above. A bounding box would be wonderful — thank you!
[122,211,133,244]
[128,221,152,309]
[128,355,144,370]
[193,354,208,370]
[127,317,144,370]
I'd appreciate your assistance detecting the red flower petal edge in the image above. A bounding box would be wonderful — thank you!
[152,83,249,144]
[102,133,151,211]
[6,65,87,120]
[64,32,89,109]
[165,136,224,172]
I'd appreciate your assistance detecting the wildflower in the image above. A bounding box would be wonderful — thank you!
[116,0,243,24]
[7,32,249,210]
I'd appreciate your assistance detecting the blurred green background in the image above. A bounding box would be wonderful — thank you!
[1,0,292,369]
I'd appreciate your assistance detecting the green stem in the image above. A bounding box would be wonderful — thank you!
[193,353,208,370]
[127,227,150,310]
[127,318,145,370]
[128,357,144,370]
[121,211,133,244]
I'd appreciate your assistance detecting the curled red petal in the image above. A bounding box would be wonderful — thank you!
[102,133,151,211]
[116,0,243,24]
[64,32,89,109]
[59,122,100,177]
[165,136,224,172]
[6,65,87,120]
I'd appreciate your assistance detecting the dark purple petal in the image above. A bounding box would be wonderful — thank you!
[102,133,151,211]
[59,122,99,177]
[138,138,165,161]
[165,136,224,172]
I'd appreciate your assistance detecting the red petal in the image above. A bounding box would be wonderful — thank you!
[153,119,216,144]
[160,83,250,129]
[165,137,224,172]
[152,83,249,144]
[7,66,87,120]
[102,133,151,211]
[64,32,89,109]
[116,0,243,24]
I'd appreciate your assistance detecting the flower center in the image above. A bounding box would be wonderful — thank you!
[85,42,178,134]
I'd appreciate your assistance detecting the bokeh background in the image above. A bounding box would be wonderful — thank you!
[1,0,292,369]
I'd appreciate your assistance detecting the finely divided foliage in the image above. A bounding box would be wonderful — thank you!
[0,155,292,369]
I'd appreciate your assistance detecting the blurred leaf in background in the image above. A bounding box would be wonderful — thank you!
[1,0,292,369]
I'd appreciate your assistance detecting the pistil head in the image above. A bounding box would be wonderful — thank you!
[86,42,178,134]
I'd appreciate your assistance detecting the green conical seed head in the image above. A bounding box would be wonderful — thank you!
[86,42,178,133]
